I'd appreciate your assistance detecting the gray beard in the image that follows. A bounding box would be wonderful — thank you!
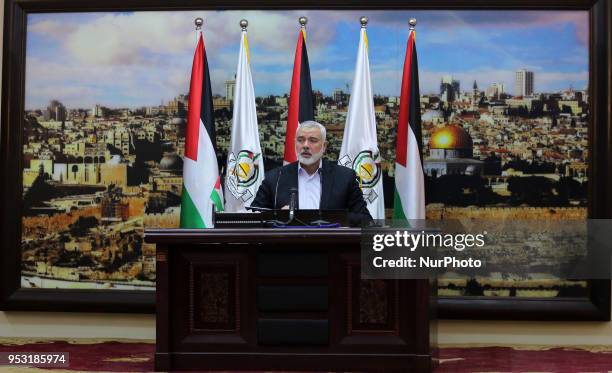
[297,150,324,166]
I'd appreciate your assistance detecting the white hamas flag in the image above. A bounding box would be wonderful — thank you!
[225,22,264,212]
[338,21,385,219]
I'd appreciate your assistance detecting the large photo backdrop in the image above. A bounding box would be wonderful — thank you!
[22,10,588,294]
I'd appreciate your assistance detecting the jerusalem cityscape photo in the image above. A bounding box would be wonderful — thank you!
[21,10,589,294]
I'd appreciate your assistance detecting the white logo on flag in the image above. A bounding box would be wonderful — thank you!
[340,150,382,204]
[227,150,261,202]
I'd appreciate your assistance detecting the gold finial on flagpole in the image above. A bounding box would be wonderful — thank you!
[240,19,248,31]
[299,16,308,29]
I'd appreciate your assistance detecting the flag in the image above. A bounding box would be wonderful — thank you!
[225,28,264,212]
[180,31,223,228]
[393,24,425,220]
[339,25,385,219]
[284,26,314,164]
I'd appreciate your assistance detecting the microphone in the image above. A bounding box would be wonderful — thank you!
[274,168,283,210]
[288,187,298,224]
[245,205,273,212]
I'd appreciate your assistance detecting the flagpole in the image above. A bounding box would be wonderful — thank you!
[193,17,209,216]
[358,16,368,191]
[392,16,425,220]
[181,15,223,227]
[284,15,313,164]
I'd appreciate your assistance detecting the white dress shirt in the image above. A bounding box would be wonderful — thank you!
[297,162,322,209]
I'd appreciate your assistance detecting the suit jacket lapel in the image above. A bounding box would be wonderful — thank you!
[320,160,334,210]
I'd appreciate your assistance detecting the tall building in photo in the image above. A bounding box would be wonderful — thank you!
[92,104,105,117]
[105,128,131,156]
[44,100,67,121]
[486,82,506,98]
[225,78,236,103]
[515,69,534,97]
[166,94,187,117]
[471,80,481,109]
[333,88,348,105]
[440,75,460,103]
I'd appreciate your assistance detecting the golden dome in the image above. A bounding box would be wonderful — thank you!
[429,125,473,150]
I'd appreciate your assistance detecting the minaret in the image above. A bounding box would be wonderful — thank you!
[472,80,479,109]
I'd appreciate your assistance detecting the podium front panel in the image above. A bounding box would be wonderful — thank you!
[148,228,435,372]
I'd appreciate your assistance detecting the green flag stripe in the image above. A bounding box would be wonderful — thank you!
[180,186,207,228]
[211,189,224,212]
[392,187,407,220]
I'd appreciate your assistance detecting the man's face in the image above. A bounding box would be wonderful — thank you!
[295,126,327,166]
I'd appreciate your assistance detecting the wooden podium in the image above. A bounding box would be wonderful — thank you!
[146,228,436,372]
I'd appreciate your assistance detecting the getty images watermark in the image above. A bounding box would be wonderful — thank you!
[370,229,486,269]
[361,219,612,280]
[362,229,487,278]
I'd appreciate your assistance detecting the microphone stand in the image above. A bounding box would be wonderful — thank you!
[269,187,303,227]
[287,187,298,224]
[258,168,287,227]
[256,171,298,227]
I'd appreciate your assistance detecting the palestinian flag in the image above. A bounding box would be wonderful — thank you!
[284,26,314,164]
[392,25,425,220]
[180,31,223,228]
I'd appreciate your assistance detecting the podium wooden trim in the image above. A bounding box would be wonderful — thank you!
[146,228,436,372]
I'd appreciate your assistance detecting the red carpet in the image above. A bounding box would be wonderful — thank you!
[0,341,153,372]
[437,346,612,372]
[1,341,612,372]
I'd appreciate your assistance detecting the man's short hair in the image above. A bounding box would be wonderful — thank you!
[297,120,326,141]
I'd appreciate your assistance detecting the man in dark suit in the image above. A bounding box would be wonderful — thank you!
[251,120,372,226]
